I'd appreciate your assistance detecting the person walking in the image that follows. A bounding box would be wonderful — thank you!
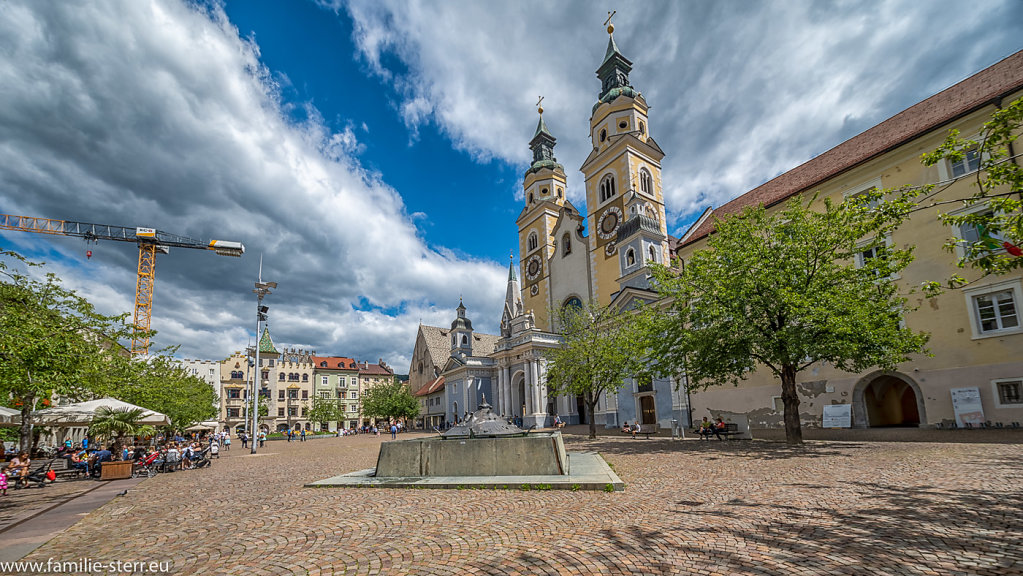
[258,431,266,448]
[389,423,397,440]
[240,432,248,449]
[224,435,231,451]
[300,429,306,442]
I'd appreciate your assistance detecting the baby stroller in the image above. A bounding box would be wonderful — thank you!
[11,461,54,489]
[132,451,162,478]
[191,448,212,469]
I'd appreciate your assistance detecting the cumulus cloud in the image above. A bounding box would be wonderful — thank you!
[337,0,1023,232]
[0,0,505,368]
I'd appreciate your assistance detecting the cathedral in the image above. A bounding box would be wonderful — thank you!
[409,24,686,430]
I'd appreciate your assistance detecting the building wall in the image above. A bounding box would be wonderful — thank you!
[678,89,1023,428]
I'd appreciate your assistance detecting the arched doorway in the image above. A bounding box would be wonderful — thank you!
[853,372,924,427]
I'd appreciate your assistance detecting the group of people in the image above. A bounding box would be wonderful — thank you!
[697,417,729,440]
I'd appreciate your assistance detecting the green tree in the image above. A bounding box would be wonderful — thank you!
[921,96,1023,285]
[89,406,156,451]
[0,250,134,451]
[107,355,218,430]
[360,379,419,424]
[307,395,343,431]
[544,300,654,440]
[650,195,930,444]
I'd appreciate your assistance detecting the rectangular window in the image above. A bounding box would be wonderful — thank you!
[321,376,328,385]
[278,390,285,400]
[974,290,1018,333]
[288,406,298,417]
[337,390,343,399]
[351,392,358,399]
[301,407,308,417]
[289,390,298,399]
[994,380,1023,406]
[268,359,275,367]
[951,148,980,178]
[339,404,346,413]
[277,408,285,418]
[227,408,239,418]
[301,390,308,400]
[319,391,331,399]
[228,389,241,399]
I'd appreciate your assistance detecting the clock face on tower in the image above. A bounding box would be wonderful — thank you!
[597,206,623,241]
[526,253,543,282]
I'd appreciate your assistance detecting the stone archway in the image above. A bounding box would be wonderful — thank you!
[852,371,925,428]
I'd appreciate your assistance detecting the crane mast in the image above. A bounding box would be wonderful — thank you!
[1,213,244,354]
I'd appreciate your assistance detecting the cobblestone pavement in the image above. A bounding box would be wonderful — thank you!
[10,432,1023,575]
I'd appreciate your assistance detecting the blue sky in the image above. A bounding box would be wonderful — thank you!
[0,0,1021,370]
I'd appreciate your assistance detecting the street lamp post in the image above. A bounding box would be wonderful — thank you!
[250,280,276,454]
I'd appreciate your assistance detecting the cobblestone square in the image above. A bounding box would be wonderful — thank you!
[8,431,1023,575]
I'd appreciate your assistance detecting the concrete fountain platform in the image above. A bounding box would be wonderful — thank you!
[305,451,624,491]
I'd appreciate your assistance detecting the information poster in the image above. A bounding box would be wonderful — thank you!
[822,404,852,428]
[950,387,985,427]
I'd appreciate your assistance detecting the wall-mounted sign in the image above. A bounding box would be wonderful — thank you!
[822,404,851,428]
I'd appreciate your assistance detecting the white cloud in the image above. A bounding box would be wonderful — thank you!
[0,0,505,367]
[341,0,1023,233]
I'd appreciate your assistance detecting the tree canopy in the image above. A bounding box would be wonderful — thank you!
[649,195,930,444]
[921,95,1023,287]
[307,395,344,430]
[359,378,419,423]
[0,249,134,451]
[544,300,654,439]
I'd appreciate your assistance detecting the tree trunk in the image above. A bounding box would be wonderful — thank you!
[585,391,598,439]
[19,393,36,454]
[780,364,803,445]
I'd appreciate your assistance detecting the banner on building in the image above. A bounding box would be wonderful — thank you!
[822,404,852,428]
[950,387,985,427]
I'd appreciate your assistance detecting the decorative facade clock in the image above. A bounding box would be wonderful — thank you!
[597,206,623,240]
[529,284,539,296]
[605,241,617,256]
[526,253,543,281]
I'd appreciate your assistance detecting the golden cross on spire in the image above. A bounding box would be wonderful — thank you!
[604,10,616,34]
[536,95,544,115]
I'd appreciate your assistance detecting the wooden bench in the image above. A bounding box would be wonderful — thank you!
[622,423,660,439]
[695,422,742,440]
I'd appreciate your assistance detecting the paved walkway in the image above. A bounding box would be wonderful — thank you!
[5,432,1022,575]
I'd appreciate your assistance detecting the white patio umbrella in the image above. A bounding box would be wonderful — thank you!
[32,397,170,427]
[184,420,218,432]
[0,406,21,427]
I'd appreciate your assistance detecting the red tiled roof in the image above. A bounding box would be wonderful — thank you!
[311,356,358,370]
[683,50,1023,247]
[359,362,393,376]
[413,376,445,397]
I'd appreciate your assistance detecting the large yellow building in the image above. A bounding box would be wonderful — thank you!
[675,50,1023,428]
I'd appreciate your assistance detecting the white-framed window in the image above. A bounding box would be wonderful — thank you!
[321,376,328,385]
[843,177,883,211]
[527,232,538,251]
[319,391,331,399]
[854,236,898,280]
[992,378,1023,408]
[951,147,981,178]
[949,203,1004,261]
[964,279,1022,338]
[350,392,358,399]
[647,245,658,264]
[599,174,617,203]
[625,248,636,267]
[639,168,653,196]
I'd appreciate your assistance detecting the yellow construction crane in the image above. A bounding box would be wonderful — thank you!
[0,213,244,355]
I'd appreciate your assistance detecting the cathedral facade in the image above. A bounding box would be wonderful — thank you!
[409,27,688,431]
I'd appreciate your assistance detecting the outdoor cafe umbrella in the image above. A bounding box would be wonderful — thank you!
[32,397,170,427]
[0,406,21,427]
[184,421,219,432]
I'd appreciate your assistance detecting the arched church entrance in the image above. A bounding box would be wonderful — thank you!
[639,396,657,425]
[853,372,924,427]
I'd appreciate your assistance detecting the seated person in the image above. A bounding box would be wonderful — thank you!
[6,451,30,485]
[91,446,113,476]
[70,451,89,474]
[630,422,642,438]
[712,417,727,440]
[697,417,714,440]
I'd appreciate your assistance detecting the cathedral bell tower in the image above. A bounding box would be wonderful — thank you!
[517,98,567,331]
[580,20,668,305]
